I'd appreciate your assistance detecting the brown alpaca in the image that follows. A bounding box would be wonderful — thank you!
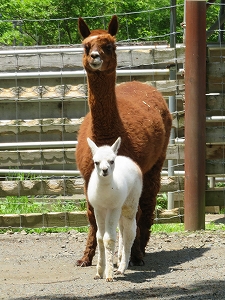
[76,15,172,267]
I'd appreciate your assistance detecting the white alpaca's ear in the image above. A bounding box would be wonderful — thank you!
[87,138,98,156]
[111,137,121,154]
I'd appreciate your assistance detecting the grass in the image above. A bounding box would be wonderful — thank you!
[6,168,41,181]
[152,223,184,233]
[151,222,225,233]
[0,222,224,235]
[0,226,89,235]
[0,196,86,214]
[0,196,45,214]
[204,222,225,231]
[0,195,224,234]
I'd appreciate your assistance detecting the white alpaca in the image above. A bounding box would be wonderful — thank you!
[87,137,143,282]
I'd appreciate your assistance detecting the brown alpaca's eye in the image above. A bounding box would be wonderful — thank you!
[84,44,90,54]
[105,44,113,52]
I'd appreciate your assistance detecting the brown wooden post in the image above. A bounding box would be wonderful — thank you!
[184,0,206,230]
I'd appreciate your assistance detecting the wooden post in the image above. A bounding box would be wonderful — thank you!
[184,0,206,230]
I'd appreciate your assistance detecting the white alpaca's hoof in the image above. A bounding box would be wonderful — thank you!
[94,274,102,280]
[115,270,123,275]
[106,277,113,282]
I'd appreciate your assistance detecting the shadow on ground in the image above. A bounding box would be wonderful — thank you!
[12,280,225,300]
[214,216,225,224]
[11,246,225,300]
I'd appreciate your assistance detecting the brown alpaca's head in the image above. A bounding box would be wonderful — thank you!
[78,16,118,73]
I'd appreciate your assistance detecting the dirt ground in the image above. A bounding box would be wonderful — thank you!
[0,214,225,300]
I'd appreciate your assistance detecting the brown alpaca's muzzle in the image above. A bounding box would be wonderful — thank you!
[89,51,103,70]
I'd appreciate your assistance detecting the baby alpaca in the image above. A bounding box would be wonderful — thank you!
[87,137,143,282]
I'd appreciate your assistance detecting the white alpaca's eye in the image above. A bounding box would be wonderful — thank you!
[95,161,99,166]
[109,160,114,165]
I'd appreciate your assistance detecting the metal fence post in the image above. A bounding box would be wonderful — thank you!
[168,0,177,210]
[184,0,206,230]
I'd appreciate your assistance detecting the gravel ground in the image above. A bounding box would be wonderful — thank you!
[0,215,225,300]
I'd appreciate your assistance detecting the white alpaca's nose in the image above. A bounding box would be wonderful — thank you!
[102,168,108,176]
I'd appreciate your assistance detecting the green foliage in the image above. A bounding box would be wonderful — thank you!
[220,207,225,214]
[216,182,225,187]
[206,1,221,43]
[156,193,168,210]
[0,0,185,45]
[0,0,221,46]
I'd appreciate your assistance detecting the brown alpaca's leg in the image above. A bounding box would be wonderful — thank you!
[139,159,164,254]
[76,201,97,267]
[130,224,144,266]
[130,159,164,265]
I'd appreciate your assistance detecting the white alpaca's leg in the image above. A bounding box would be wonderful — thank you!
[117,218,124,266]
[95,231,105,279]
[104,235,115,282]
[94,208,106,279]
[104,208,121,282]
[116,216,136,274]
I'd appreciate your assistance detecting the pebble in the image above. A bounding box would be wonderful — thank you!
[21,230,27,235]
[187,233,197,238]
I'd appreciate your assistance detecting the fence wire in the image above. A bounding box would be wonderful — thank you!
[0,3,224,229]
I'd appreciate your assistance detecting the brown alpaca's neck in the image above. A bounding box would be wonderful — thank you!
[87,71,121,138]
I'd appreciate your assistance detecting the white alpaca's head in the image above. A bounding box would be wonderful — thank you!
[87,137,121,177]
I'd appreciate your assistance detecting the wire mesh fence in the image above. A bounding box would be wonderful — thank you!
[0,2,224,229]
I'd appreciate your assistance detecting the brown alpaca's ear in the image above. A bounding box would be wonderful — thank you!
[78,17,91,39]
[108,15,118,36]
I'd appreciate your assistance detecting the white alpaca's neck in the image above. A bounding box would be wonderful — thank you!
[96,173,113,186]
[89,167,125,209]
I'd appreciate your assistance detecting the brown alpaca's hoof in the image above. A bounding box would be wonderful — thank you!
[76,259,92,267]
[129,258,145,267]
